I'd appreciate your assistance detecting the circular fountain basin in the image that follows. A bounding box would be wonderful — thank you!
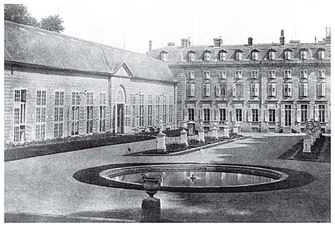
[72,163,317,193]
[99,164,288,192]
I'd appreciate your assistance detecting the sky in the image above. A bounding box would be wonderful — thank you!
[3,0,334,53]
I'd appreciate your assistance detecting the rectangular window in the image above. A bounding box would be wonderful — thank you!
[219,109,226,121]
[252,109,259,122]
[318,69,325,79]
[251,83,259,97]
[219,52,227,61]
[251,70,258,79]
[317,83,326,97]
[99,106,106,132]
[318,105,326,123]
[14,89,27,142]
[269,51,275,60]
[301,51,307,60]
[220,83,227,96]
[236,52,242,61]
[71,92,80,135]
[86,106,93,133]
[99,93,106,132]
[235,83,243,97]
[219,70,226,79]
[300,69,307,79]
[148,105,153,126]
[285,105,292,126]
[203,109,210,122]
[235,109,242,122]
[188,108,194,121]
[301,105,308,123]
[54,91,64,138]
[169,104,173,123]
[251,52,258,60]
[284,51,291,60]
[188,71,195,80]
[300,83,309,97]
[187,84,195,97]
[203,83,211,97]
[283,83,292,97]
[318,51,325,60]
[269,109,276,122]
[235,70,242,79]
[268,70,276,79]
[203,70,210,79]
[284,70,292,79]
[36,90,47,140]
[268,83,276,97]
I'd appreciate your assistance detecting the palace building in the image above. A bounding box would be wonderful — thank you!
[4,21,177,144]
[147,30,331,133]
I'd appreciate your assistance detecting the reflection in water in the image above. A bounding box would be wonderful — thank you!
[111,171,275,187]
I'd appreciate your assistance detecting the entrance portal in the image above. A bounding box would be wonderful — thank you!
[115,87,126,134]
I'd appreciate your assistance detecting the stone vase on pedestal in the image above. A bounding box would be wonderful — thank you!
[141,174,161,222]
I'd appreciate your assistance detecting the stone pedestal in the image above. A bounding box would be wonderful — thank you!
[232,125,240,134]
[222,125,230,138]
[212,127,219,140]
[180,129,188,147]
[141,197,161,222]
[303,136,312,153]
[198,129,205,142]
[156,133,166,152]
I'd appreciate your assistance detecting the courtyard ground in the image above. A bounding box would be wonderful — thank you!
[4,133,330,222]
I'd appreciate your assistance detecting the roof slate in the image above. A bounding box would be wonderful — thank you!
[4,21,174,82]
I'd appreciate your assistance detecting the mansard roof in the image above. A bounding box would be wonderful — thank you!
[147,40,330,63]
[4,21,174,82]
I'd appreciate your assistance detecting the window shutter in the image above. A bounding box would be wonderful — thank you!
[299,83,303,97]
[215,108,219,121]
[232,84,236,97]
[194,108,198,121]
[307,104,311,121]
[281,104,285,126]
[297,104,301,123]
[187,84,190,97]
[206,84,211,96]
[304,83,309,97]
[321,83,326,96]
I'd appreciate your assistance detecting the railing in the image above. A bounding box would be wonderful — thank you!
[165,136,181,145]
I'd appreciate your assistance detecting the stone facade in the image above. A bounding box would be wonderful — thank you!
[147,31,331,133]
[4,21,177,144]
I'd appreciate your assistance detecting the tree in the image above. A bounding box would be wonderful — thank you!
[39,15,64,33]
[4,4,39,26]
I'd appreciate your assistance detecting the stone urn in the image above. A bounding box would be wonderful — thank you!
[142,174,161,197]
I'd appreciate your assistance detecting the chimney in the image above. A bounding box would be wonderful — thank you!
[213,37,222,47]
[280,29,285,45]
[167,42,175,47]
[248,37,253,46]
[149,40,152,51]
[181,38,191,48]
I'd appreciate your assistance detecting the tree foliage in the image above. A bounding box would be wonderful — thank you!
[4,4,39,26]
[40,15,64,33]
[4,4,64,33]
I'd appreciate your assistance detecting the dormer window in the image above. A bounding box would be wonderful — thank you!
[203,50,211,61]
[318,48,325,60]
[219,70,226,79]
[300,69,307,79]
[219,50,227,61]
[251,49,259,60]
[235,49,243,61]
[284,49,292,60]
[160,51,168,62]
[188,51,196,61]
[300,48,308,60]
[268,49,276,60]
[203,70,210,79]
